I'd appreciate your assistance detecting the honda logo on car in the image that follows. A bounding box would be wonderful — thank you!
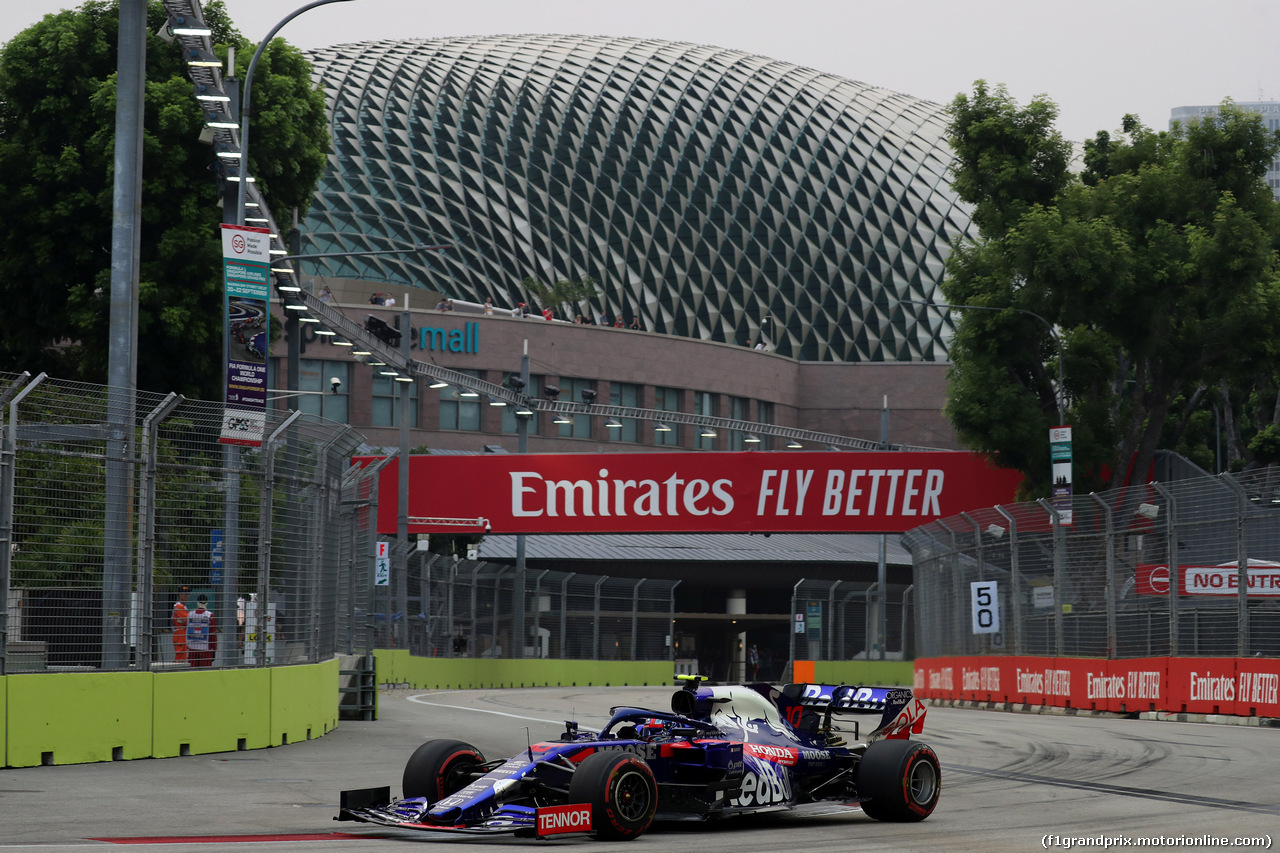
[537,804,592,836]
[743,744,798,766]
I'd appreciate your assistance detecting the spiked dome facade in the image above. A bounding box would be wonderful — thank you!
[301,35,975,362]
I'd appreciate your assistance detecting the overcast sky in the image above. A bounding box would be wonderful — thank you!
[2,0,1277,143]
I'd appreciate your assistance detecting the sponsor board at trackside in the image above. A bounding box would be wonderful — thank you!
[915,655,1280,716]
[360,452,1022,534]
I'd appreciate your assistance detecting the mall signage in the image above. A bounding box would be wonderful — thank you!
[219,223,271,446]
[364,451,1022,534]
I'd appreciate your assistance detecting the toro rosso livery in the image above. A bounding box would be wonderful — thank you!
[337,677,939,839]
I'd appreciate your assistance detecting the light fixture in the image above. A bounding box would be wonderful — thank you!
[515,404,534,417]
[654,421,672,432]
[507,375,526,391]
[195,87,230,104]
[744,433,761,444]
[215,150,241,160]
[543,384,561,400]
[204,108,238,130]
[246,216,270,224]
[379,369,398,377]
[244,201,260,209]
[786,439,803,449]
[352,348,372,356]
[459,388,479,398]
[225,174,255,183]
[489,396,508,407]
[580,389,598,403]
[605,418,622,429]
[700,425,717,438]
[985,524,1006,539]
[269,248,287,256]
[298,316,320,323]
[368,360,387,367]
[315,327,336,336]
[1135,503,1160,520]
[169,15,213,37]
[275,283,302,293]
[553,412,572,425]
[331,339,353,347]
[284,301,307,311]
[185,47,221,68]
[428,379,449,389]
[394,375,414,383]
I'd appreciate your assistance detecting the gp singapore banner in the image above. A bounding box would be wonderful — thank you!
[360,451,1022,535]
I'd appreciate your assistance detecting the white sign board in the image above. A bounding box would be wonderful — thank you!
[375,540,390,587]
[970,580,1000,634]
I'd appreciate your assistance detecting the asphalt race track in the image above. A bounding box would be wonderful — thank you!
[1,686,1276,852]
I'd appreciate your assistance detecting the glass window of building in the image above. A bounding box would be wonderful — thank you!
[556,377,594,439]
[501,375,541,435]
[439,369,482,431]
[728,396,749,450]
[298,359,348,422]
[607,382,639,442]
[756,400,774,450]
[372,373,418,427]
[655,386,681,445]
[694,390,716,450]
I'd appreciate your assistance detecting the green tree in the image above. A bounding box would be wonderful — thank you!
[944,84,1280,495]
[0,0,327,398]
[521,275,599,319]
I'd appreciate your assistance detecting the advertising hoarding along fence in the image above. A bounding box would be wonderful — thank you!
[361,451,1023,535]
[914,655,1280,718]
[219,224,272,447]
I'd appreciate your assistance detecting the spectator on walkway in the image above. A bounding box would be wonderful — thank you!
[171,587,189,663]
[319,286,333,303]
[614,315,625,328]
[542,306,554,321]
[628,317,640,331]
[187,595,217,668]
[484,298,494,315]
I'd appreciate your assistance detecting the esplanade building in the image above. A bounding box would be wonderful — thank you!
[271,34,976,455]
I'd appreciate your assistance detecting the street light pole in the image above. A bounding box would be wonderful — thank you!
[235,0,356,226]
[907,299,1065,424]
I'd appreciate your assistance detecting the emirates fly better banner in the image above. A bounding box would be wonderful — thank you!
[365,451,1022,535]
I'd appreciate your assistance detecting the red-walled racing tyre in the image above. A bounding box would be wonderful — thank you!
[567,751,658,840]
[856,739,940,822]
[402,739,486,803]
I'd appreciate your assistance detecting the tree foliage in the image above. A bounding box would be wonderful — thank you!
[944,84,1280,495]
[0,0,328,398]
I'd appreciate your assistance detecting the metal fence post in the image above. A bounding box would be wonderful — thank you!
[900,584,914,659]
[592,576,607,660]
[1036,498,1064,657]
[789,579,802,675]
[1088,493,1116,659]
[995,505,1020,655]
[669,580,680,663]
[135,393,183,670]
[0,372,41,675]
[1219,474,1251,657]
[560,572,575,660]
[1152,482,1178,657]
[630,579,644,661]
[255,410,302,666]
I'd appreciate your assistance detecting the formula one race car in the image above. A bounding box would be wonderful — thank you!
[336,677,938,840]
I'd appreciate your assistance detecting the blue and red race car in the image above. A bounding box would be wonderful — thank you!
[336,676,939,839]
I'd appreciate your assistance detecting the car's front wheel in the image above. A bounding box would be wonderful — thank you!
[402,739,485,803]
[567,751,658,840]
[856,739,940,822]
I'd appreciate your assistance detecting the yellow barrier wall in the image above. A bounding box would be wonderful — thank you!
[375,653,674,690]
[2,661,338,768]
[812,660,915,686]
[6,671,154,767]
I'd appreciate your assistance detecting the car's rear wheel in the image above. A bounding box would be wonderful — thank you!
[856,739,940,822]
[567,751,658,840]
[402,739,485,803]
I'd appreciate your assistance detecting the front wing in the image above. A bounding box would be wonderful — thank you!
[337,787,591,837]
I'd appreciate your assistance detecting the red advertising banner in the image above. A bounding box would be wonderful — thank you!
[362,451,1022,535]
[1135,561,1280,597]
[916,655,1279,718]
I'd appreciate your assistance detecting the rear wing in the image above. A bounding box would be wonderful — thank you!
[780,683,925,739]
